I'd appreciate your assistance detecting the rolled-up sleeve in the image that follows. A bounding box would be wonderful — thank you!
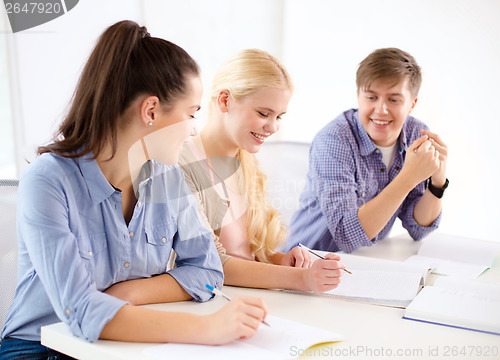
[399,180,442,240]
[19,174,128,342]
[311,133,373,253]
[398,122,442,241]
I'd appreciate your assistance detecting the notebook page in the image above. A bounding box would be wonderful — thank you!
[143,315,343,360]
[405,255,487,279]
[416,234,500,266]
[287,254,428,307]
[339,253,429,278]
[325,269,423,306]
[403,286,500,335]
[144,341,280,360]
[433,276,500,300]
[242,315,343,355]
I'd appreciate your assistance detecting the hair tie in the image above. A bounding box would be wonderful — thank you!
[139,26,150,38]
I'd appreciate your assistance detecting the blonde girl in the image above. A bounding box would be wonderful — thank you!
[179,49,345,291]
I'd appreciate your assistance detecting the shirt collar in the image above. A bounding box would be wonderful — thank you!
[133,160,155,192]
[398,120,410,154]
[354,110,410,156]
[77,151,174,203]
[353,111,378,156]
[77,152,116,204]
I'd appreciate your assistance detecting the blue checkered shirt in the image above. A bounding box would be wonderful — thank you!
[286,109,441,253]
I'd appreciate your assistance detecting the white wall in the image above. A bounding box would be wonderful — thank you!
[5,0,499,243]
[7,0,143,172]
[142,0,286,129]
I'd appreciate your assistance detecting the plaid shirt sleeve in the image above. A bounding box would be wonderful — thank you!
[397,121,442,240]
[310,122,374,253]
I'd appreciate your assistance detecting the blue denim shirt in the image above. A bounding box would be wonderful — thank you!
[286,109,441,253]
[1,152,223,342]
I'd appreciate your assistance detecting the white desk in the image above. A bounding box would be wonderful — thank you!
[41,234,500,360]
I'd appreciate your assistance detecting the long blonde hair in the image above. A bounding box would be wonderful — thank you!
[209,49,293,262]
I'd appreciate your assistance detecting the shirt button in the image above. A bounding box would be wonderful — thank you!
[362,192,365,197]
[380,168,385,172]
[161,237,167,243]
[124,262,130,268]
[88,251,93,257]
[375,149,380,153]
[137,201,142,208]
[129,232,134,238]
[396,166,400,171]
[65,308,70,315]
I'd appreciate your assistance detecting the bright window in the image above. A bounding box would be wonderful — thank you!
[0,12,16,179]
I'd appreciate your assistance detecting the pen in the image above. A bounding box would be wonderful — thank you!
[205,284,271,327]
[298,243,352,274]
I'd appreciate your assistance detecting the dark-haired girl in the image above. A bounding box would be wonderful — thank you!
[0,20,267,359]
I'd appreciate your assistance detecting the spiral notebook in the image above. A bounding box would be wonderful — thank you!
[287,253,430,308]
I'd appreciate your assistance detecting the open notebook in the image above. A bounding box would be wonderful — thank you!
[143,315,343,360]
[287,253,429,308]
[405,233,500,278]
[403,276,500,335]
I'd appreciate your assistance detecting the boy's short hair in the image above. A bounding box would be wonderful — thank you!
[356,48,422,97]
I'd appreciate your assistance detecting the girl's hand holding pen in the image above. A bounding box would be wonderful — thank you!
[302,252,345,293]
[202,296,268,345]
[296,243,350,293]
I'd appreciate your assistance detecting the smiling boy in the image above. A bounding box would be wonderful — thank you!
[286,48,449,253]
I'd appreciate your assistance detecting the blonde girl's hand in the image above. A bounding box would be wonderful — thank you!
[201,296,268,345]
[302,253,344,292]
[279,246,313,268]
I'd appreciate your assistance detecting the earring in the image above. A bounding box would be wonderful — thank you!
[148,121,153,126]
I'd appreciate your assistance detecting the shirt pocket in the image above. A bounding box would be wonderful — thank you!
[77,233,108,276]
[145,220,176,275]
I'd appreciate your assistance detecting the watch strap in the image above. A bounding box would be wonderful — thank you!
[427,177,449,199]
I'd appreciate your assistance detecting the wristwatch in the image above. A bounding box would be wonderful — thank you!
[427,177,449,199]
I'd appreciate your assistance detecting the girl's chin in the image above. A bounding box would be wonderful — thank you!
[241,143,261,154]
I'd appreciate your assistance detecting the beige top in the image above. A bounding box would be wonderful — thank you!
[178,136,254,264]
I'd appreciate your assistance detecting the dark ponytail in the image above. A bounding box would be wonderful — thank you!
[38,20,199,159]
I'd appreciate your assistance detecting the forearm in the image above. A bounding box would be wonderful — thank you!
[105,274,192,306]
[268,252,285,265]
[100,304,206,343]
[223,257,307,290]
[358,172,416,239]
[412,189,442,226]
